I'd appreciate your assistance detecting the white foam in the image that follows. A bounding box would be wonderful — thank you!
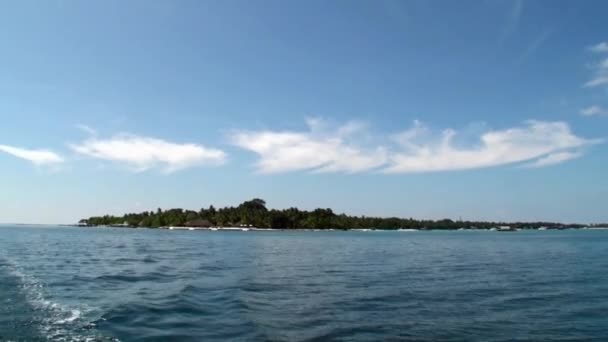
[0,258,99,341]
[56,309,81,324]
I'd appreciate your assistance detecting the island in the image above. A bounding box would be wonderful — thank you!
[78,198,607,231]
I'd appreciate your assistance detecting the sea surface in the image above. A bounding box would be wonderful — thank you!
[1,225,608,341]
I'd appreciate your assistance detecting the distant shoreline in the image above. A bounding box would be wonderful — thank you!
[68,224,608,232]
[77,199,608,231]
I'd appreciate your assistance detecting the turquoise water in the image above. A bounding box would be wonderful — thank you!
[1,225,608,341]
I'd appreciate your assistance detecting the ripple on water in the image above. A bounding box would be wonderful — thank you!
[3,226,608,341]
[0,258,117,341]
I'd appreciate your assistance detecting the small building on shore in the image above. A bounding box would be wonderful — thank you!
[183,219,213,228]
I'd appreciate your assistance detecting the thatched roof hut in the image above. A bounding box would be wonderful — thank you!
[184,219,212,228]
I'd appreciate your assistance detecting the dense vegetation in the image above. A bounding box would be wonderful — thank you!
[80,198,589,230]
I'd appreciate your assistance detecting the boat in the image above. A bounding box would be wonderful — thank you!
[497,226,516,232]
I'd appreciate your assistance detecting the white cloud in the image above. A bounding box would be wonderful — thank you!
[517,29,552,64]
[385,121,596,173]
[589,42,608,53]
[525,151,583,168]
[230,119,598,174]
[501,0,523,41]
[76,124,97,136]
[584,56,608,88]
[69,134,226,172]
[391,119,429,148]
[229,119,388,174]
[0,144,64,165]
[580,105,607,117]
[584,75,608,88]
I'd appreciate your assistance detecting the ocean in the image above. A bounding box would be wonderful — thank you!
[1,225,607,341]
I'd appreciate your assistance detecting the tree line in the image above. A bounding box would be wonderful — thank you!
[80,198,590,230]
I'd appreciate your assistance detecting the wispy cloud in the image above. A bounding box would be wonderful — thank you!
[0,144,64,165]
[230,119,387,174]
[517,29,552,64]
[580,105,607,117]
[76,124,97,136]
[584,43,608,87]
[584,72,608,88]
[385,121,595,173]
[69,134,226,173]
[500,0,524,41]
[230,119,598,174]
[589,42,608,53]
[525,151,583,168]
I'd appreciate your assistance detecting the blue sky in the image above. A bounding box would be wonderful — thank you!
[1,0,607,224]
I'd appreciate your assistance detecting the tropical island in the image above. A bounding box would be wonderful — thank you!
[79,198,606,230]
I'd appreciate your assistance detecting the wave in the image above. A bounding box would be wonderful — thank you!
[0,258,118,341]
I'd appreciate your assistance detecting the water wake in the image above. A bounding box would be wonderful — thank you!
[0,258,117,342]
